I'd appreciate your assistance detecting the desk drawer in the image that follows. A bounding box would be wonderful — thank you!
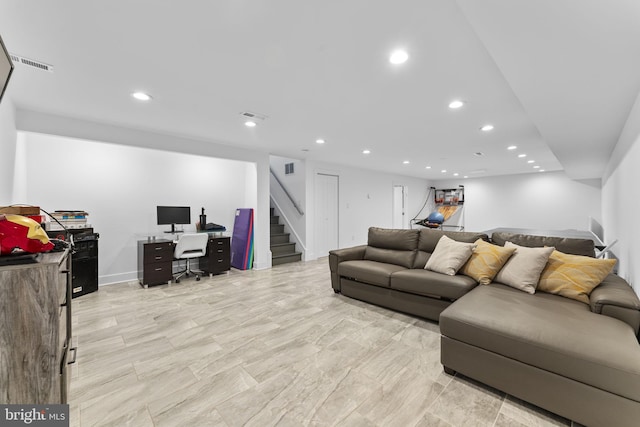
[144,264,173,283]
[143,242,173,263]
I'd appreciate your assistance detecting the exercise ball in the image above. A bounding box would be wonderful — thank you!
[427,211,444,224]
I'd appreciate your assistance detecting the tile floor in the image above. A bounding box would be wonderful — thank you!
[69,258,577,426]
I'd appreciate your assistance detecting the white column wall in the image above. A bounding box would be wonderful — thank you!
[602,89,640,296]
[0,94,16,203]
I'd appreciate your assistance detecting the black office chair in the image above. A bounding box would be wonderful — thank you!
[173,233,209,282]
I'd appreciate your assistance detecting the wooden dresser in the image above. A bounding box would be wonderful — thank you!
[0,250,73,404]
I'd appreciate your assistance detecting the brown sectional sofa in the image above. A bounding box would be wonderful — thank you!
[328,227,640,427]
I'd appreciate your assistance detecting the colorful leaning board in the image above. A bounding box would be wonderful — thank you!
[230,208,254,270]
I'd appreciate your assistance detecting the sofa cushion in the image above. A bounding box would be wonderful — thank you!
[440,284,640,402]
[364,247,417,269]
[418,229,488,254]
[364,227,419,268]
[390,269,477,300]
[338,260,407,288]
[425,236,476,276]
[367,227,420,250]
[537,250,616,304]
[460,239,516,285]
[491,232,595,257]
[493,243,554,294]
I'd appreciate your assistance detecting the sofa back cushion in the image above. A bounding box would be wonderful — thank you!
[364,227,419,268]
[413,229,488,268]
[491,232,595,257]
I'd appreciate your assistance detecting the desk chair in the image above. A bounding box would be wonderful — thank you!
[173,233,209,283]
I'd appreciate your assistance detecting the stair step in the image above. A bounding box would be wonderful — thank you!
[270,223,285,234]
[270,215,279,224]
[272,252,302,266]
[270,233,290,244]
[270,242,295,255]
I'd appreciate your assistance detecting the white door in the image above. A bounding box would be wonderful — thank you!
[393,185,408,229]
[315,173,339,257]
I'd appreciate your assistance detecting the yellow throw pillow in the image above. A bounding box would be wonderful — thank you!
[537,250,616,304]
[461,239,516,285]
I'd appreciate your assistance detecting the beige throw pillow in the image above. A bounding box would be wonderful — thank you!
[460,239,516,285]
[425,235,476,276]
[493,242,554,294]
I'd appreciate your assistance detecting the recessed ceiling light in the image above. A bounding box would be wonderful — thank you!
[362,149,371,154]
[389,49,409,65]
[533,165,540,169]
[425,166,432,169]
[448,100,465,109]
[518,154,527,158]
[480,124,494,132]
[539,169,546,172]
[441,169,447,173]
[527,160,535,164]
[453,173,459,177]
[403,160,410,164]
[507,145,517,150]
[131,91,152,101]
[464,176,469,178]
[244,121,257,127]
[316,139,325,144]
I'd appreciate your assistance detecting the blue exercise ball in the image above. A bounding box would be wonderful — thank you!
[427,211,444,224]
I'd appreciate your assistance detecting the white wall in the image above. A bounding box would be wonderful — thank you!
[16,110,272,271]
[434,171,601,233]
[602,89,640,295]
[15,132,258,285]
[304,160,431,257]
[0,94,16,202]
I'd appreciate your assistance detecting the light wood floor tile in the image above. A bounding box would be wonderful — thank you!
[69,258,574,426]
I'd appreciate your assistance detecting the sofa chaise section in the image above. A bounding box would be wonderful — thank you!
[440,232,640,427]
[440,283,640,427]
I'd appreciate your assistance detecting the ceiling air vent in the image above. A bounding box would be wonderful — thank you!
[9,53,54,72]
[240,111,267,121]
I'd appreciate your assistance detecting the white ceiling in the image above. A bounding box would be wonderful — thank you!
[2,0,639,180]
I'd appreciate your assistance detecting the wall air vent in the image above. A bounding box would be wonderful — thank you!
[285,162,295,175]
[9,53,54,72]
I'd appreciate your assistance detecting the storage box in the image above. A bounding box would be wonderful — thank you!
[0,206,41,215]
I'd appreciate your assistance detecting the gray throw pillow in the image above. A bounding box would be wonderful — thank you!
[493,242,554,293]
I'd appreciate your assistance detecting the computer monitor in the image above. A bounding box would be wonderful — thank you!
[156,206,190,233]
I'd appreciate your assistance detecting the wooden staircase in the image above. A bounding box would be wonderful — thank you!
[270,207,302,266]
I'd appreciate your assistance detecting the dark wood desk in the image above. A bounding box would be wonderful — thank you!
[138,235,230,287]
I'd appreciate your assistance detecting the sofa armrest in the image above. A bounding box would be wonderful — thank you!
[328,245,367,292]
[590,274,640,334]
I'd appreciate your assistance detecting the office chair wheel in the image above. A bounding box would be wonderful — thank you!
[196,276,201,281]
[175,279,180,283]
